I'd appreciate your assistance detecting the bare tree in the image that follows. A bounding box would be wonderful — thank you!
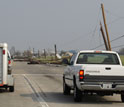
[10,46,15,56]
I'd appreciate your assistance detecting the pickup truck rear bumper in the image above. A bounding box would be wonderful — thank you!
[79,82,124,91]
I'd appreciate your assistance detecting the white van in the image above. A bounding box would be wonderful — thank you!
[0,43,14,92]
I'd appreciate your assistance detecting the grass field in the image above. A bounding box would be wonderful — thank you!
[120,55,124,65]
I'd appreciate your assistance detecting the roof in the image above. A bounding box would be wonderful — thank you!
[0,43,8,48]
[79,50,118,54]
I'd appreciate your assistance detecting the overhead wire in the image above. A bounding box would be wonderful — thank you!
[112,44,124,49]
[91,7,124,50]
[105,9,124,19]
[91,7,101,37]
[59,8,101,50]
[59,31,93,47]
[60,3,124,50]
[98,24,102,47]
[91,34,124,50]
[110,35,124,42]
[89,7,101,49]
[91,43,104,50]
[107,17,124,26]
[105,9,124,25]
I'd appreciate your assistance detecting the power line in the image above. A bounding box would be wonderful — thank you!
[105,9,124,19]
[91,7,101,37]
[105,9,124,25]
[91,43,104,50]
[91,4,124,50]
[112,44,124,49]
[91,34,124,50]
[107,17,124,25]
[61,7,101,48]
[111,35,124,42]
[89,7,101,49]
[59,31,93,48]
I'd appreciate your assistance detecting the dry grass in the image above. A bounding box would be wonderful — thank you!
[120,55,124,65]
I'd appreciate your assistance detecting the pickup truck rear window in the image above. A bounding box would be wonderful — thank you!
[76,53,120,65]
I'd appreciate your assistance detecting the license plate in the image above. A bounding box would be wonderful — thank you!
[102,84,112,89]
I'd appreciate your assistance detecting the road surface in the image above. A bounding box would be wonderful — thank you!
[0,62,124,107]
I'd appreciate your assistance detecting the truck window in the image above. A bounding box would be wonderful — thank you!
[76,53,120,65]
[70,54,77,65]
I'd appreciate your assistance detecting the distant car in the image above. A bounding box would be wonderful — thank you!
[63,50,124,102]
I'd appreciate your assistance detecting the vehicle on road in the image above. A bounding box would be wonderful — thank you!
[63,50,124,102]
[0,43,14,92]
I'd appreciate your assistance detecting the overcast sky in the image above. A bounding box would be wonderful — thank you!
[0,0,124,52]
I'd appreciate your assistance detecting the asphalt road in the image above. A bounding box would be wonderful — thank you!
[0,62,124,107]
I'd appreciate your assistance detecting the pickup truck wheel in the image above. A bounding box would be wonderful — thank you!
[121,93,124,102]
[74,85,82,102]
[8,70,12,74]
[63,78,70,95]
[9,86,14,92]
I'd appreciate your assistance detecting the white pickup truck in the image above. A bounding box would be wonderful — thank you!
[63,50,124,102]
[0,43,14,92]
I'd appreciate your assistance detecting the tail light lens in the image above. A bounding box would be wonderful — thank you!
[8,60,11,64]
[79,70,84,81]
[8,60,11,65]
[3,50,5,55]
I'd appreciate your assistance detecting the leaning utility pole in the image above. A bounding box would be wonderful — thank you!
[100,22,109,51]
[101,3,112,51]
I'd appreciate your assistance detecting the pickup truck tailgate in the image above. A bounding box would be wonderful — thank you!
[84,65,124,82]
[0,48,3,84]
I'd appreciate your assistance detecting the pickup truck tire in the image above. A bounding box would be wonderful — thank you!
[63,77,71,95]
[8,70,12,74]
[121,93,124,102]
[9,86,14,92]
[74,84,82,102]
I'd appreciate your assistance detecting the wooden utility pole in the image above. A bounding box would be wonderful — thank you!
[100,22,109,50]
[38,50,40,57]
[44,49,46,59]
[101,3,112,51]
[33,48,35,54]
[54,44,57,60]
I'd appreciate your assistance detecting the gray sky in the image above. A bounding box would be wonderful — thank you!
[0,0,124,52]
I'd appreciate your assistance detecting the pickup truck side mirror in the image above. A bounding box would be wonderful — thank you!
[62,58,70,65]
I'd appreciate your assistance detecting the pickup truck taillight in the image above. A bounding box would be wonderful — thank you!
[8,60,11,65]
[79,70,84,81]
[3,50,5,55]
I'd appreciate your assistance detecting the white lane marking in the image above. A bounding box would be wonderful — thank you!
[23,74,49,107]
[13,74,63,76]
